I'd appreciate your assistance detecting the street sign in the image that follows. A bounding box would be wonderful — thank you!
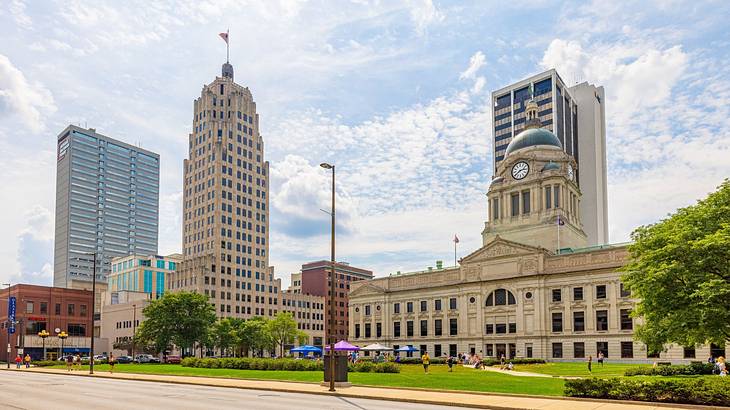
[17,348,23,355]
[8,297,16,334]
[6,344,10,353]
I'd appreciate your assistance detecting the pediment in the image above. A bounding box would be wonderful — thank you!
[349,282,386,298]
[460,236,544,264]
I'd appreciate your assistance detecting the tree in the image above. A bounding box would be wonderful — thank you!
[137,291,216,356]
[267,312,308,357]
[212,318,238,357]
[621,180,730,351]
[234,316,272,357]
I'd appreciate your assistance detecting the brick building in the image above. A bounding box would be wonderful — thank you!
[299,261,373,342]
[1,284,93,361]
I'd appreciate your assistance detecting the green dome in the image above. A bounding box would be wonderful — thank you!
[542,161,560,171]
[505,128,562,156]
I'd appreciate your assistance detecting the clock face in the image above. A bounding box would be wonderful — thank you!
[567,165,574,181]
[511,161,529,180]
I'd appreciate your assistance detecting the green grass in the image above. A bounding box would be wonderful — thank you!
[513,362,651,377]
[48,363,566,396]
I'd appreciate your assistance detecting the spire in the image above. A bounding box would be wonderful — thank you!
[524,83,541,130]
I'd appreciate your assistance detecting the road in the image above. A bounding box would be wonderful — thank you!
[1,371,473,410]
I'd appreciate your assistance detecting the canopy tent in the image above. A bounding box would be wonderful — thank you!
[360,343,393,352]
[290,345,322,354]
[324,340,359,351]
[396,345,420,352]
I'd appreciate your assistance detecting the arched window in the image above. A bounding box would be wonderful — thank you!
[485,289,516,307]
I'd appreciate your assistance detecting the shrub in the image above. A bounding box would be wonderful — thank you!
[181,357,324,371]
[395,357,445,365]
[624,362,714,377]
[349,361,400,373]
[31,360,61,367]
[565,377,730,406]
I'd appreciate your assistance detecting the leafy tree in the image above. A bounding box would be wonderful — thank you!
[137,291,216,356]
[212,317,238,356]
[267,312,308,357]
[621,180,730,351]
[234,316,272,357]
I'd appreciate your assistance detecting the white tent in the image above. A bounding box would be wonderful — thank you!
[360,343,393,351]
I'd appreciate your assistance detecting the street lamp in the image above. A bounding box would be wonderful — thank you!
[131,304,136,360]
[38,330,50,361]
[320,162,336,392]
[58,331,68,360]
[77,252,98,374]
[2,282,9,368]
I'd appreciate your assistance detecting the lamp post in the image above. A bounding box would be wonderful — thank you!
[320,162,336,392]
[58,331,68,359]
[78,252,97,374]
[2,282,9,368]
[38,330,50,361]
[131,304,136,359]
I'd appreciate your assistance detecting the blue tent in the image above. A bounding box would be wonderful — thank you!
[396,345,419,352]
[290,345,322,354]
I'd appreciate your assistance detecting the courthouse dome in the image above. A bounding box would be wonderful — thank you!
[504,128,562,157]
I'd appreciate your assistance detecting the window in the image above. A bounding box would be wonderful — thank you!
[621,342,634,358]
[364,323,371,338]
[486,289,516,306]
[68,304,75,316]
[407,302,413,313]
[485,324,494,334]
[596,342,608,357]
[492,198,500,220]
[574,342,585,358]
[26,302,34,314]
[434,299,442,311]
[449,318,458,336]
[40,302,48,315]
[522,191,530,214]
[596,285,607,299]
[394,303,400,314]
[449,344,457,357]
[394,322,401,337]
[573,311,585,332]
[496,323,507,334]
[511,193,520,217]
[683,347,696,359]
[526,345,533,358]
[552,312,563,332]
[67,324,86,337]
[406,321,414,337]
[620,283,631,297]
[554,184,560,207]
[355,324,361,338]
[55,303,61,315]
[365,305,371,316]
[376,323,382,338]
[647,347,661,358]
[552,343,563,358]
[420,301,427,312]
[420,320,428,336]
[435,319,442,336]
[545,186,552,209]
[435,344,442,357]
[80,305,87,317]
[620,309,633,330]
[552,289,561,302]
[596,310,608,331]
[449,298,457,310]
[508,323,516,333]
[573,287,583,301]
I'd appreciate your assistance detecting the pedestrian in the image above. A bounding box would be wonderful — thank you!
[500,354,506,370]
[24,354,31,368]
[421,351,430,374]
[66,355,73,372]
[587,355,592,372]
[14,355,22,369]
[447,356,454,372]
[109,353,116,374]
[597,351,604,367]
[73,354,81,371]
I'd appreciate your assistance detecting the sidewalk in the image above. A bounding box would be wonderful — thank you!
[6,367,705,410]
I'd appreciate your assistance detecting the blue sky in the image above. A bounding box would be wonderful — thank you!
[1,0,729,288]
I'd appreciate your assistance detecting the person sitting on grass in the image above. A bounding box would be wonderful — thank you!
[507,362,514,371]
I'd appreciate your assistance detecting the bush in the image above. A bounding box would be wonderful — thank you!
[31,360,61,367]
[396,357,445,365]
[181,357,323,371]
[565,377,730,406]
[349,361,400,373]
[624,362,714,377]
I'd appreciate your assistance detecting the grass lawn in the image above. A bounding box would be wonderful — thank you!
[48,363,566,396]
[513,362,651,377]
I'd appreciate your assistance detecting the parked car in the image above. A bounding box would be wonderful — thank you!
[164,355,181,364]
[134,354,152,363]
[149,356,161,363]
[116,355,133,364]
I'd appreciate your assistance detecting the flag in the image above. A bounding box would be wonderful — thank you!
[557,216,565,226]
[219,31,229,44]
[453,235,460,244]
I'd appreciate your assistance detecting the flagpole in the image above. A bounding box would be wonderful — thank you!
[557,216,561,254]
[226,29,230,63]
[454,240,457,266]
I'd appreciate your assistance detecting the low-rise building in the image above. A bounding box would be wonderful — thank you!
[109,253,181,299]
[280,288,325,348]
[99,290,152,357]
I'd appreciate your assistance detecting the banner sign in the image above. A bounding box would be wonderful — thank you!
[8,296,16,334]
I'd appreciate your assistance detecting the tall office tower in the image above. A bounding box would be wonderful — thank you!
[491,69,608,245]
[171,59,278,318]
[54,125,160,290]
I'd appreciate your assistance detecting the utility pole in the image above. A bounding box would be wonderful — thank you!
[90,253,96,374]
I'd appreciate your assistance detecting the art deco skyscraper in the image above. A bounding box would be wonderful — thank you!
[169,59,279,318]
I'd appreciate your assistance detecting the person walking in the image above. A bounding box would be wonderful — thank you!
[73,354,81,371]
[447,355,454,372]
[587,355,592,373]
[597,351,604,367]
[421,351,430,374]
[14,355,22,369]
[499,354,506,370]
[23,354,31,368]
[109,353,116,374]
[66,355,73,372]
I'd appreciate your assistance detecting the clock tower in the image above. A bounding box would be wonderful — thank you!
[482,96,587,252]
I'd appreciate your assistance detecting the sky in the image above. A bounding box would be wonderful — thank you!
[1,0,729,289]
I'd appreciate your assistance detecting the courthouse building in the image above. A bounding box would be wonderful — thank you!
[349,95,722,362]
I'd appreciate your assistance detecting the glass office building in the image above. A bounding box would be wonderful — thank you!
[53,125,160,288]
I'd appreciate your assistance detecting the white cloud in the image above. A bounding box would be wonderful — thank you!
[460,51,486,80]
[409,0,445,35]
[8,0,32,29]
[0,54,57,133]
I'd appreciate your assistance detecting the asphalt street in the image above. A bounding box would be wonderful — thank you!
[1,371,473,410]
